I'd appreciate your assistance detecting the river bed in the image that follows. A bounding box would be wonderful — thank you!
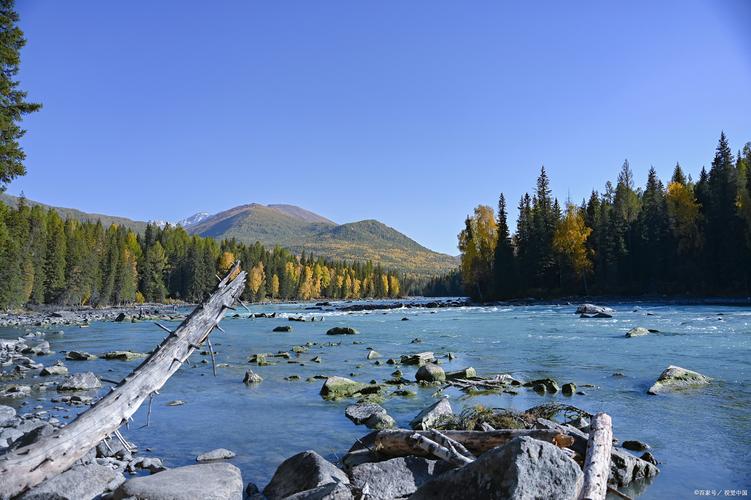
[1,299,749,498]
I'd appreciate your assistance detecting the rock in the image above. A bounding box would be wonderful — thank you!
[320,376,367,400]
[409,398,452,430]
[57,372,101,391]
[132,457,167,473]
[65,351,97,361]
[524,378,559,393]
[0,404,16,426]
[197,448,237,461]
[1,385,31,398]
[350,457,448,499]
[561,383,576,396]
[273,325,293,332]
[640,451,658,465]
[365,412,396,430]
[114,463,243,500]
[114,312,127,322]
[625,327,650,338]
[40,363,69,376]
[647,365,710,394]
[9,422,54,450]
[576,304,614,315]
[610,447,660,487]
[263,450,350,500]
[326,327,358,335]
[622,440,650,451]
[400,352,435,366]
[410,436,582,500]
[21,463,125,500]
[283,482,353,499]
[102,350,148,361]
[401,317,409,321]
[366,350,380,360]
[312,356,322,363]
[345,403,395,429]
[594,312,613,318]
[243,370,263,384]
[415,364,446,383]
[445,367,476,380]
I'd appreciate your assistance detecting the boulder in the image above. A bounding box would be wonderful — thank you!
[197,448,237,461]
[40,363,69,376]
[283,482,353,499]
[102,351,148,361]
[415,365,446,383]
[114,312,127,322]
[65,351,97,361]
[445,367,476,380]
[576,304,614,315]
[345,403,395,429]
[561,383,576,396]
[409,398,452,430]
[622,440,650,451]
[21,463,125,500]
[326,327,358,335]
[320,377,367,400]
[400,352,435,366]
[350,457,448,499]
[366,350,380,360]
[524,378,559,393]
[410,436,582,500]
[114,463,243,500]
[625,327,650,338]
[647,365,710,395]
[243,370,263,384]
[273,325,293,332]
[57,372,101,391]
[0,404,16,426]
[263,450,350,500]
[594,312,613,318]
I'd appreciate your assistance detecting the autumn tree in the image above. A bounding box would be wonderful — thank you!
[553,203,592,292]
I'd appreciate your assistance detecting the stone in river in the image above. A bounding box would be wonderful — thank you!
[320,376,367,400]
[197,448,237,462]
[114,463,243,500]
[350,457,448,500]
[40,363,68,376]
[445,367,476,380]
[21,463,124,500]
[273,325,293,332]
[0,404,16,426]
[415,364,446,383]
[625,327,651,337]
[409,398,452,430]
[409,436,581,500]
[57,372,101,391]
[400,352,435,366]
[576,304,614,315]
[561,383,576,396]
[102,350,148,361]
[647,365,710,395]
[326,327,358,335]
[65,351,97,361]
[243,370,263,384]
[622,440,650,451]
[366,350,380,360]
[263,450,349,500]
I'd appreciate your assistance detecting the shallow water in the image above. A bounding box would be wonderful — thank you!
[2,300,750,498]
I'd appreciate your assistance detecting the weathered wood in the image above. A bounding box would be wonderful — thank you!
[408,433,474,467]
[429,429,475,460]
[373,428,561,457]
[578,413,613,500]
[0,263,247,499]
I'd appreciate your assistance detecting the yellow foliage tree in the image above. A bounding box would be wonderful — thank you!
[248,262,265,299]
[218,251,235,274]
[458,205,497,300]
[271,274,280,299]
[388,275,400,297]
[666,181,702,256]
[553,203,593,291]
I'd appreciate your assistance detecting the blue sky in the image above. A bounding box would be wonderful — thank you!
[8,1,751,255]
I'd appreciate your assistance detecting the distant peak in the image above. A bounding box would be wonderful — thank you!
[176,212,211,228]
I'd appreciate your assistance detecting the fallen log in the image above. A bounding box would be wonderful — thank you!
[0,263,247,499]
[408,433,473,467]
[373,428,562,457]
[578,412,612,500]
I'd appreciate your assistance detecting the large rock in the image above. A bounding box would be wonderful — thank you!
[57,372,101,391]
[345,403,395,430]
[114,463,243,500]
[65,351,97,361]
[326,327,358,335]
[415,364,446,383]
[102,350,148,361]
[0,404,16,426]
[40,363,69,376]
[445,367,477,380]
[320,377,367,400]
[21,463,124,500]
[263,450,350,500]
[625,327,650,338]
[283,482,353,499]
[197,448,237,461]
[409,398,452,430]
[647,365,710,395]
[576,304,614,315]
[350,457,448,499]
[400,352,435,366]
[410,437,582,499]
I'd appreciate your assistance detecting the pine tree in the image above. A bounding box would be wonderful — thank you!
[492,193,516,298]
[0,0,41,189]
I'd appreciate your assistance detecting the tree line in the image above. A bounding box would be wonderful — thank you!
[430,132,751,300]
[0,200,404,308]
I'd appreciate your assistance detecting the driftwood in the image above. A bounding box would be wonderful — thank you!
[408,433,473,467]
[0,263,247,499]
[374,428,561,457]
[578,413,613,500]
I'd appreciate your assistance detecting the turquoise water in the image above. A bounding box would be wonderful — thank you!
[2,300,750,498]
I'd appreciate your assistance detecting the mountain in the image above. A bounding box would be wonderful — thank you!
[0,192,148,233]
[187,204,457,277]
[176,211,211,228]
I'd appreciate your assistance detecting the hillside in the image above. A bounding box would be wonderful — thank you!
[0,192,148,233]
[187,204,457,277]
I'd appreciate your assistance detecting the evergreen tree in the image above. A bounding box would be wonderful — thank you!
[492,193,516,298]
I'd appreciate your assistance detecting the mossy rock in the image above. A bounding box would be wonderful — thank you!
[320,376,367,400]
[326,327,358,335]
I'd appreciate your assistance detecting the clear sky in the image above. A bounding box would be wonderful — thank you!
[8,1,751,255]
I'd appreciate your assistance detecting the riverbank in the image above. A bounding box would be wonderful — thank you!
[0,304,186,329]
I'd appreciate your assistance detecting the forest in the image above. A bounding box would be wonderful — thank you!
[0,201,404,308]
[429,132,751,300]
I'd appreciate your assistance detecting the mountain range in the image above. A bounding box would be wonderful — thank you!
[1,193,457,277]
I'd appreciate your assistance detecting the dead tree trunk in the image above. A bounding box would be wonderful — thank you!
[578,412,613,500]
[0,263,247,499]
